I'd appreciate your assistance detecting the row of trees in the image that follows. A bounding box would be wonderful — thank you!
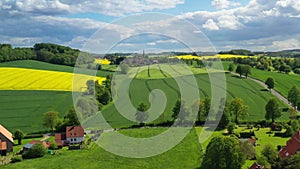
[0,43,94,67]
[232,56,300,74]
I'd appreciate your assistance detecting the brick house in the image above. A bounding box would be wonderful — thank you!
[279,131,300,158]
[0,125,14,156]
[66,126,84,144]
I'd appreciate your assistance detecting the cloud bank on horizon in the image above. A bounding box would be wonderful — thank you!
[1,0,300,53]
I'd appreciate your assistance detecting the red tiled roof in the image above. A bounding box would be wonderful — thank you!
[0,125,14,143]
[29,140,49,148]
[279,131,300,158]
[66,126,84,138]
[249,162,263,169]
[0,140,7,150]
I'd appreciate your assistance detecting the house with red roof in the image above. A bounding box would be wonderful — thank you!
[279,131,300,158]
[66,126,84,144]
[23,140,49,152]
[0,125,14,156]
[249,162,264,169]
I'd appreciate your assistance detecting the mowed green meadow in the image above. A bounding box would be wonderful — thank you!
[3,128,202,169]
[86,64,288,129]
[0,90,74,133]
[222,61,300,98]
[0,61,289,133]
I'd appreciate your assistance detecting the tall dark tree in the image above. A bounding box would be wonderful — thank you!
[228,63,234,72]
[14,129,24,145]
[64,107,80,126]
[172,99,189,124]
[265,77,275,91]
[229,98,248,124]
[217,98,231,130]
[202,136,246,169]
[135,103,149,126]
[265,98,281,123]
[242,65,251,78]
[288,86,300,109]
[236,65,242,77]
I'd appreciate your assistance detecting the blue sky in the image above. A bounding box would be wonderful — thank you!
[1,0,300,53]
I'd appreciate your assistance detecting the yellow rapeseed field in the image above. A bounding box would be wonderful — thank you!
[95,58,111,65]
[171,54,258,60]
[0,68,106,92]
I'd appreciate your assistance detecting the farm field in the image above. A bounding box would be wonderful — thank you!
[0,60,113,77]
[0,67,105,91]
[83,65,289,129]
[3,128,202,169]
[0,90,74,133]
[222,61,300,98]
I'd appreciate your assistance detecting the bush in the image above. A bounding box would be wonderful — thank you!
[240,131,255,138]
[11,156,22,163]
[49,141,58,150]
[22,143,46,159]
[285,126,295,137]
[227,122,236,134]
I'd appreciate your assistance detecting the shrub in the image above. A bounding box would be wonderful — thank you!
[11,156,22,163]
[22,143,46,159]
[227,122,236,134]
[49,141,58,150]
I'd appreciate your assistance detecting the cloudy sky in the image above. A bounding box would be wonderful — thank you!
[1,0,300,53]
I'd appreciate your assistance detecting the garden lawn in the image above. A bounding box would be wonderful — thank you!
[3,128,202,169]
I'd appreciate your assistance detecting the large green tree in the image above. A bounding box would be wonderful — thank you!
[43,111,59,133]
[229,98,248,124]
[265,77,275,91]
[202,136,245,169]
[240,140,256,160]
[14,129,24,145]
[288,86,300,109]
[135,103,149,125]
[265,98,281,123]
[172,99,189,124]
[261,144,278,165]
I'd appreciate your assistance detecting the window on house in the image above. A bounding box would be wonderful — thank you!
[74,133,76,135]
[71,139,73,141]
[74,138,77,141]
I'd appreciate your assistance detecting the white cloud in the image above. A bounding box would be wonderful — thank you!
[271,38,300,50]
[0,0,184,17]
[202,19,219,31]
[211,0,240,10]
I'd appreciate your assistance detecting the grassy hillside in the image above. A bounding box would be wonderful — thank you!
[0,90,74,133]
[222,61,300,98]
[3,128,202,169]
[0,60,113,77]
[85,66,288,129]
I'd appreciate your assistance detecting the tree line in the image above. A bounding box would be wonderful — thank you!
[0,43,94,66]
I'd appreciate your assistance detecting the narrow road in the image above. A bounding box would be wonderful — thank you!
[230,72,296,111]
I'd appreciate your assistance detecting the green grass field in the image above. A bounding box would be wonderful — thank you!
[83,65,289,129]
[0,60,113,77]
[0,90,74,133]
[222,61,300,98]
[4,128,202,169]
[0,61,290,133]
